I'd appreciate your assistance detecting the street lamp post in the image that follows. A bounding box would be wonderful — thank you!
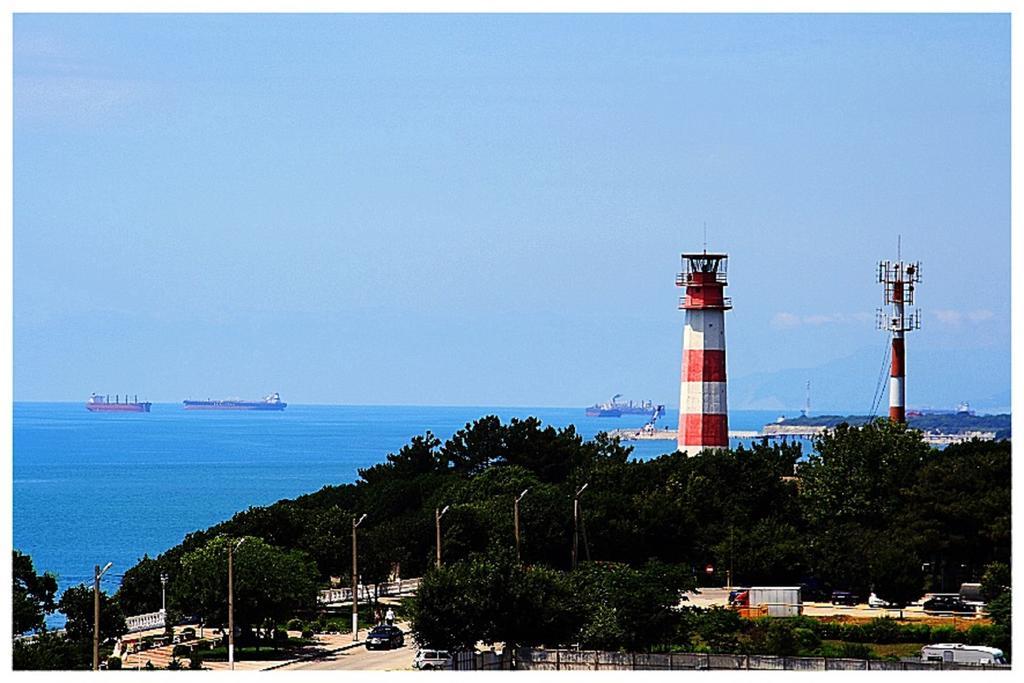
[93,561,113,671]
[514,488,529,562]
[228,538,247,671]
[160,572,168,614]
[352,513,367,642]
[435,505,450,569]
[572,483,589,570]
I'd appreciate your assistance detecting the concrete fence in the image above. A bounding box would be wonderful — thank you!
[318,577,421,605]
[514,648,1011,671]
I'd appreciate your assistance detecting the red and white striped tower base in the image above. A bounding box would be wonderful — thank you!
[878,259,921,423]
[676,252,731,455]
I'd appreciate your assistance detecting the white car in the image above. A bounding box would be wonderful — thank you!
[868,592,894,608]
[413,649,452,670]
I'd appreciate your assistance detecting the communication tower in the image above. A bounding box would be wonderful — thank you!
[676,251,731,454]
[877,257,921,423]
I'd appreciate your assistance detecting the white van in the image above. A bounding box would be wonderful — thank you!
[921,643,1006,665]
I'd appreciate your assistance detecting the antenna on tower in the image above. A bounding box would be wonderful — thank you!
[802,380,811,418]
[897,234,901,262]
[703,222,708,253]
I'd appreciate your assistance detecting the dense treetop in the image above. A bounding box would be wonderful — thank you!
[106,416,1008,621]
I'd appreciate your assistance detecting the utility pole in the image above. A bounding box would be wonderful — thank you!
[514,488,529,563]
[435,505,450,569]
[352,513,367,642]
[572,483,589,570]
[93,562,113,671]
[160,572,168,614]
[228,538,247,671]
[727,525,734,590]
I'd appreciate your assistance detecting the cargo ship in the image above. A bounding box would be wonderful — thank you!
[86,393,152,413]
[183,393,287,411]
[585,394,659,417]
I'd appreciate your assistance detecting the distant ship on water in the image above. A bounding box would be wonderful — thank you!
[86,393,152,413]
[585,394,658,418]
[183,393,287,411]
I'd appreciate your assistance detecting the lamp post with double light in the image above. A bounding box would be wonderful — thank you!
[93,561,113,670]
[514,488,529,562]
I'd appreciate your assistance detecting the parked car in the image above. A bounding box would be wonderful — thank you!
[413,649,452,670]
[830,590,859,606]
[365,625,404,650]
[922,595,977,615]
[868,592,894,608]
[921,643,1006,665]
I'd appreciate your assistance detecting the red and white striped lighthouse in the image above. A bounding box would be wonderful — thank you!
[676,252,731,454]
[878,259,921,423]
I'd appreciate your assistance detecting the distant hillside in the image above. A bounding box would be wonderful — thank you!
[773,413,1011,439]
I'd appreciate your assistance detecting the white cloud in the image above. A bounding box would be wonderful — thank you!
[934,309,963,325]
[933,309,996,326]
[967,309,995,322]
[15,75,151,122]
[770,312,870,328]
[770,312,801,329]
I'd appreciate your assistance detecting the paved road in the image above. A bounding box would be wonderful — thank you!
[283,639,419,671]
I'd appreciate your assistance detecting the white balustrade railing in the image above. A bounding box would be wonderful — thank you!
[124,609,166,633]
[318,577,421,604]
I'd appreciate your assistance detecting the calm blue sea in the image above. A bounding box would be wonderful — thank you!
[13,402,805,626]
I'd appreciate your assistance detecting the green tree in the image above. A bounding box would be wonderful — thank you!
[799,421,929,590]
[899,440,1010,591]
[115,554,169,616]
[13,550,58,635]
[980,561,1010,602]
[868,537,924,617]
[410,549,576,651]
[171,536,319,644]
[13,631,89,670]
[57,583,126,645]
[571,560,693,651]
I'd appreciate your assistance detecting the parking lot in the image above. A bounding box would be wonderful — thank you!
[686,588,987,623]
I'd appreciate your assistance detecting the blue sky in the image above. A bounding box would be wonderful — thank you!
[14,13,1010,411]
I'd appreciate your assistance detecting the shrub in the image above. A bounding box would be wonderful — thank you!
[189,649,203,670]
[286,618,304,631]
[763,620,800,656]
[839,642,874,659]
[862,618,900,644]
[301,628,314,639]
[172,644,191,658]
[963,624,996,646]
[794,627,821,654]
[930,625,957,643]
[167,658,182,670]
[106,656,122,670]
[273,628,288,643]
[326,620,344,633]
[181,627,197,641]
[901,623,932,643]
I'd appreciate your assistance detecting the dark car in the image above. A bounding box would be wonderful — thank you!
[365,625,405,650]
[922,595,976,615]
[830,590,859,606]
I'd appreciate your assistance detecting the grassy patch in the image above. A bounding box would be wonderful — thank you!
[199,637,315,662]
[821,640,924,660]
